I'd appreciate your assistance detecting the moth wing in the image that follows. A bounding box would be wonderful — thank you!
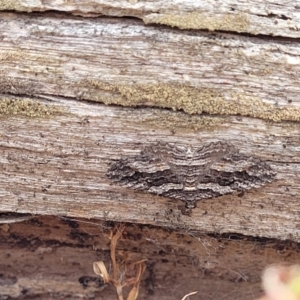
[192,141,235,184]
[208,153,275,189]
[143,142,189,183]
[108,143,181,192]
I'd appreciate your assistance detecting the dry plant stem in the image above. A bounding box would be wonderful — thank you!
[93,261,109,282]
[120,259,147,300]
[94,224,147,300]
[109,225,126,300]
[110,225,125,282]
[181,291,198,300]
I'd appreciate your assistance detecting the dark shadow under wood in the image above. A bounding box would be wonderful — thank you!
[1,215,299,299]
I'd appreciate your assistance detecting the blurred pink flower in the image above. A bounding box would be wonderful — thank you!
[258,265,300,300]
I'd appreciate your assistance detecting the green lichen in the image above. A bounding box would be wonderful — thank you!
[0,0,28,11]
[84,80,300,123]
[143,12,249,32]
[0,98,64,117]
[140,110,223,132]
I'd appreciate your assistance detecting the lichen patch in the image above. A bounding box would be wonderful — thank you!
[140,110,224,132]
[0,1,28,11]
[85,80,300,123]
[143,12,249,32]
[0,98,64,117]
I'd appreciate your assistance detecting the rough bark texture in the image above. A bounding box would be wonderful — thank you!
[1,14,300,122]
[2,0,300,37]
[1,1,300,299]
[0,97,299,242]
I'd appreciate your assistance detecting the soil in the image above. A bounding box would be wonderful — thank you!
[0,215,299,300]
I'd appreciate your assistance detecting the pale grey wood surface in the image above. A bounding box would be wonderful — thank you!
[0,11,299,242]
[2,0,300,37]
[1,3,300,299]
[0,95,299,242]
[1,14,300,123]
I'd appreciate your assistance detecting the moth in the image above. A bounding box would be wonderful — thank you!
[106,141,276,209]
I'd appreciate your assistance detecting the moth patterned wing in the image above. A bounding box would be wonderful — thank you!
[144,141,236,208]
[107,142,276,210]
[106,144,181,194]
[177,141,235,208]
[144,142,275,209]
[191,141,235,182]
[206,152,276,191]
[141,142,187,195]
[141,142,192,204]
[143,141,189,179]
[144,141,232,182]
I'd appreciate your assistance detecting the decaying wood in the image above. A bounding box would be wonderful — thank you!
[1,13,300,123]
[1,215,299,299]
[2,0,300,38]
[0,13,299,243]
[1,1,300,299]
[0,96,299,242]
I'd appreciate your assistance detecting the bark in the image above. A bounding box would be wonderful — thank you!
[1,1,300,299]
[1,0,300,37]
[0,96,299,242]
[1,14,300,122]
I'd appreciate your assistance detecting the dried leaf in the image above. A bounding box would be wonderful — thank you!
[93,261,110,283]
[127,286,139,300]
[93,224,147,300]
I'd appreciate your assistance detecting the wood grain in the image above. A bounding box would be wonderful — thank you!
[1,0,300,37]
[0,95,299,242]
[1,3,299,299]
[1,13,300,123]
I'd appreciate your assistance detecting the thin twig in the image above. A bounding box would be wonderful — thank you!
[110,224,125,282]
[181,291,198,300]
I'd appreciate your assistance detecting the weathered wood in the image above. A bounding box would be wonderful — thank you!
[1,13,300,123]
[1,215,299,299]
[1,0,300,37]
[0,95,299,242]
[0,1,300,299]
